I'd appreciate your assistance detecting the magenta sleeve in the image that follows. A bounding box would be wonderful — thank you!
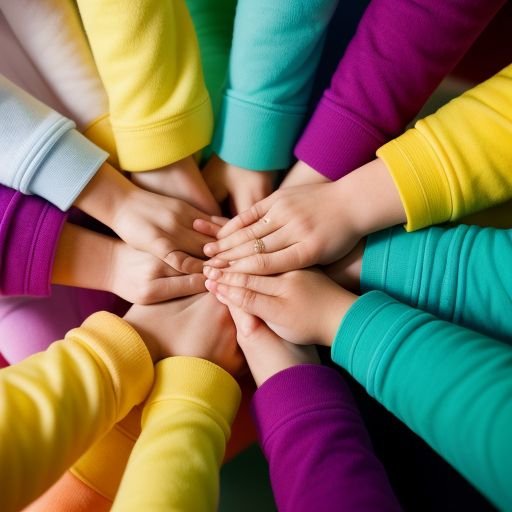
[295,0,505,180]
[0,186,67,297]
[251,364,401,512]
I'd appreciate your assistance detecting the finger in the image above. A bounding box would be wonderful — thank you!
[178,228,215,258]
[192,219,223,238]
[203,267,282,297]
[230,188,257,216]
[164,250,204,274]
[152,274,207,302]
[211,227,291,262]
[216,195,275,238]
[203,218,277,257]
[225,244,310,276]
[228,305,262,338]
[205,280,277,318]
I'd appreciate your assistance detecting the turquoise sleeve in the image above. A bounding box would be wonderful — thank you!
[362,225,512,342]
[211,0,338,170]
[331,291,512,511]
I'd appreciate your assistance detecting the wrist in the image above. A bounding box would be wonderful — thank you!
[319,287,358,347]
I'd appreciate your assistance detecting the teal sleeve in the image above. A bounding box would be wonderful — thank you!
[331,291,512,511]
[211,0,338,170]
[362,225,512,342]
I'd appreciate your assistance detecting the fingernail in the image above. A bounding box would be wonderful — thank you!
[204,279,214,291]
[204,244,216,257]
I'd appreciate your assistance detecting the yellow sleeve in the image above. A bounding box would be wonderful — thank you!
[0,312,153,512]
[112,357,241,512]
[377,64,512,231]
[76,0,213,171]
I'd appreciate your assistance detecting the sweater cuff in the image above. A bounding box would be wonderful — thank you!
[113,97,213,172]
[331,291,410,395]
[294,97,386,180]
[377,128,452,231]
[82,114,119,168]
[29,129,107,211]
[251,364,355,444]
[212,92,305,170]
[68,312,154,419]
[145,357,241,436]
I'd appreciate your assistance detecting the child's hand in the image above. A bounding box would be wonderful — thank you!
[131,156,221,216]
[323,239,365,293]
[281,159,330,188]
[229,305,319,387]
[203,154,276,215]
[204,267,357,347]
[109,241,206,304]
[200,159,405,275]
[124,292,245,374]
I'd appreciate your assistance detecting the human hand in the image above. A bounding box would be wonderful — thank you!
[323,239,365,293]
[131,156,221,216]
[204,267,357,347]
[200,158,405,275]
[202,153,276,215]
[124,292,245,374]
[281,159,330,188]
[229,305,319,387]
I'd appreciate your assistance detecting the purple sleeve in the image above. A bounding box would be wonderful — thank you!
[251,364,401,512]
[0,185,66,297]
[295,0,505,180]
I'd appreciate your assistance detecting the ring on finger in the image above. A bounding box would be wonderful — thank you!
[253,238,266,254]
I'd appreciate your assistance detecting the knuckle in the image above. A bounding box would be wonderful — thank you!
[241,289,256,310]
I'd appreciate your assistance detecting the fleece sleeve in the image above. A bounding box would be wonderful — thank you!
[0,75,107,210]
[0,186,66,297]
[362,225,512,342]
[76,0,213,171]
[377,64,512,231]
[331,291,512,511]
[112,357,241,512]
[251,364,401,512]
[0,312,153,512]
[295,0,505,180]
[211,0,338,170]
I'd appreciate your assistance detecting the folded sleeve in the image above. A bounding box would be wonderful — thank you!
[295,0,505,180]
[76,0,213,171]
[0,312,153,512]
[211,0,338,170]
[331,291,512,511]
[112,357,241,512]
[252,364,401,512]
[0,75,108,210]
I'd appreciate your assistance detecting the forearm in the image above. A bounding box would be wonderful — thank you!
[112,357,240,511]
[331,291,512,511]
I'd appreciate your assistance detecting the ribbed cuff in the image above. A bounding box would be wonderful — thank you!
[251,364,355,445]
[212,92,305,170]
[145,357,241,437]
[113,97,213,171]
[82,114,119,167]
[377,128,452,231]
[68,312,154,418]
[294,97,386,180]
[331,291,410,395]
[29,129,107,211]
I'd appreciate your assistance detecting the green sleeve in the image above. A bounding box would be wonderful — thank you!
[331,291,512,511]
[362,225,512,342]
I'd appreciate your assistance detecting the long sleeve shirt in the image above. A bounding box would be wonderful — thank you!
[295,0,505,180]
[251,364,401,512]
[76,0,213,171]
[0,75,107,210]
[211,0,338,170]
[377,63,512,231]
[331,292,512,511]
[0,312,154,512]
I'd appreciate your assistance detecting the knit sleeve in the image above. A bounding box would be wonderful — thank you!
[0,75,107,210]
[76,0,213,171]
[0,312,153,512]
[251,364,401,512]
[295,0,505,180]
[331,291,512,511]
[112,357,240,512]
[211,0,338,170]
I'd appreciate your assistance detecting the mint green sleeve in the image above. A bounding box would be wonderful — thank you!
[331,291,512,511]
[361,225,512,342]
[211,0,338,171]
